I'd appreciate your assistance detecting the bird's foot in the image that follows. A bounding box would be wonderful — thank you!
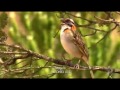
[73,60,81,69]
[73,64,80,69]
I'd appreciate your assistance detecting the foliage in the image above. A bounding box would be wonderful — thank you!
[0,12,120,78]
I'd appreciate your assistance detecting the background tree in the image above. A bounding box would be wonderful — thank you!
[0,12,120,78]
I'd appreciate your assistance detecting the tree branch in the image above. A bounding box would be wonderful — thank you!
[1,12,120,78]
[0,42,120,76]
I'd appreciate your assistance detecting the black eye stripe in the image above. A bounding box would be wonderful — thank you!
[67,23,72,27]
[65,21,74,24]
[63,28,69,32]
[71,22,75,24]
[65,19,74,24]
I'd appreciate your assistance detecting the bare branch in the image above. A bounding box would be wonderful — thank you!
[89,24,118,48]
[65,12,97,23]
[0,42,120,76]
[94,15,120,24]
[0,51,27,54]
[1,12,120,78]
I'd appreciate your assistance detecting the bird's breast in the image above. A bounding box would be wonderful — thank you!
[60,31,82,58]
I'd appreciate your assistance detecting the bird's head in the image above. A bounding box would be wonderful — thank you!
[60,18,76,31]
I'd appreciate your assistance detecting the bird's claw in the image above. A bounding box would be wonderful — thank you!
[74,64,80,69]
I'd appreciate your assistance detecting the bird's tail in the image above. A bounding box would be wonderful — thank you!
[84,60,94,79]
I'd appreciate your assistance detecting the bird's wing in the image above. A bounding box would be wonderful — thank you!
[71,29,89,61]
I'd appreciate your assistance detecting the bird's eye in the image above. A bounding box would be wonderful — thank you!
[65,19,70,22]
[65,19,74,24]
[67,23,72,27]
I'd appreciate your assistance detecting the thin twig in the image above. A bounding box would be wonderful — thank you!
[0,42,120,75]
[65,12,97,23]
[89,24,118,48]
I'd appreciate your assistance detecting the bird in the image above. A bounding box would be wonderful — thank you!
[60,18,94,78]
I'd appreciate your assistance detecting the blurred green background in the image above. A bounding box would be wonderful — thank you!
[1,12,120,78]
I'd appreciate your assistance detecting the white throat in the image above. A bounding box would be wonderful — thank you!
[61,24,71,33]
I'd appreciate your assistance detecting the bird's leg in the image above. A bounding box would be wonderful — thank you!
[74,55,84,69]
[73,59,81,69]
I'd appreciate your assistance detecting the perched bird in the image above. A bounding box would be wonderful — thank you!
[60,18,94,78]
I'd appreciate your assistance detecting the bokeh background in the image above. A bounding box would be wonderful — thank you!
[1,12,120,78]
